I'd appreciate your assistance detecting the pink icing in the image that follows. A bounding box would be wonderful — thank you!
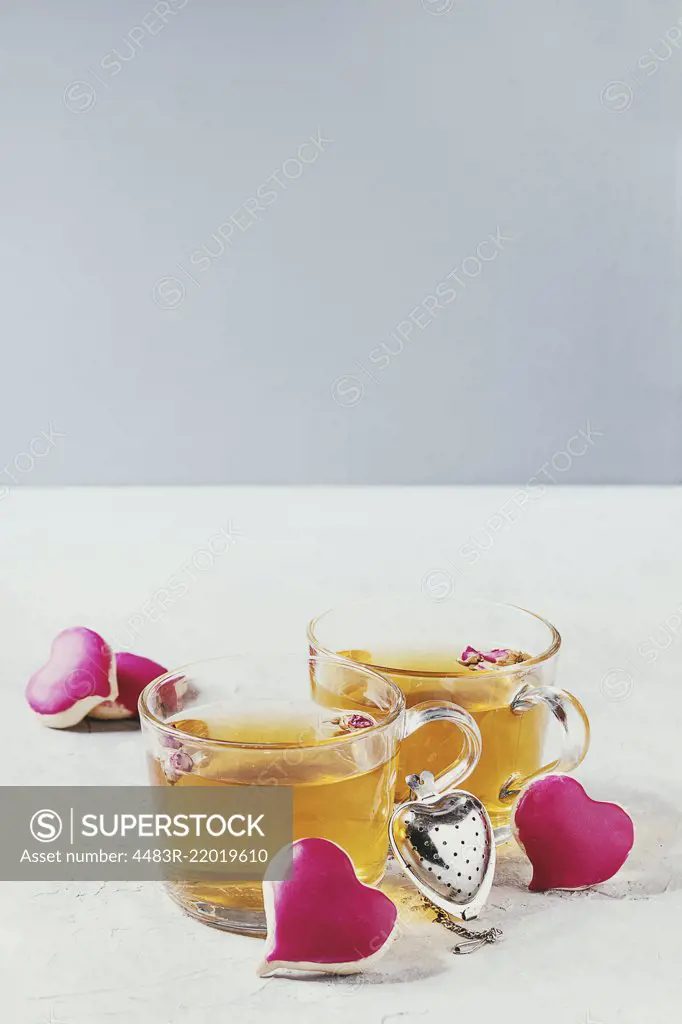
[89,652,167,719]
[513,775,635,892]
[26,628,114,720]
[259,838,397,975]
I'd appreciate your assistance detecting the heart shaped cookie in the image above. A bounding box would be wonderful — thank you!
[512,775,635,891]
[26,627,117,728]
[258,838,398,977]
[89,652,167,720]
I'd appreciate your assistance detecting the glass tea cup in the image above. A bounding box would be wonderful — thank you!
[139,653,481,935]
[308,596,590,842]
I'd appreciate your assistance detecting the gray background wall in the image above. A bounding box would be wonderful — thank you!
[1,0,681,485]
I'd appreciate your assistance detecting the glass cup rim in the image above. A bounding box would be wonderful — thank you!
[138,652,406,751]
[307,595,562,679]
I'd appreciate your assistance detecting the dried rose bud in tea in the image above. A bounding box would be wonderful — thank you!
[457,646,531,670]
[322,711,378,737]
[162,748,195,784]
[339,712,376,731]
[493,650,531,667]
[160,731,183,749]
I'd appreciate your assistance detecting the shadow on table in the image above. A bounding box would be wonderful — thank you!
[491,782,682,916]
[380,781,682,941]
[70,717,141,734]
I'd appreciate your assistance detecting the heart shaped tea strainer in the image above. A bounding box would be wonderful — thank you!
[389,771,496,921]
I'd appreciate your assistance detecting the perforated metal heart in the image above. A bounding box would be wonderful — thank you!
[389,774,496,920]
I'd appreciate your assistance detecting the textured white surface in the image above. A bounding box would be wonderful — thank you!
[0,486,680,1023]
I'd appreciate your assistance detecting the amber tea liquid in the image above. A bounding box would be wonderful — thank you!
[148,701,397,916]
[338,648,547,826]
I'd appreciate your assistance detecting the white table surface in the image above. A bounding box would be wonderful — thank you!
[1,486,680,1024]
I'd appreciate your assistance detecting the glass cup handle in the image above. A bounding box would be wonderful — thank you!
[403,701,482,795]
[499,684,591,802]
